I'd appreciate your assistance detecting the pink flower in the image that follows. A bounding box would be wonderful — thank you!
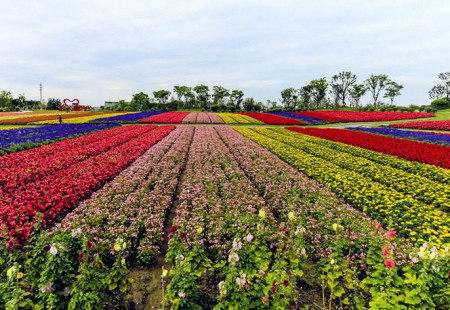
[386,229,396,238]
[370,221,375,227]
[381,246,390,257]
[178,292,186,298]
[384,259,395,269]
[246,234,253,243]
[262,296,269,303]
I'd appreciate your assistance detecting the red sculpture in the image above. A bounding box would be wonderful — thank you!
[59,99,92,111]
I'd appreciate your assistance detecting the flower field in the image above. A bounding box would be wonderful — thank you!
[89,111,166,123]
[0,122,449,309]
[267,111,327,124]
[390,120,450,131]
[30,112,129,124]
[291,111,434,123]
[237,112,306,125]
[350,127,450,145]
[0,112,109,125]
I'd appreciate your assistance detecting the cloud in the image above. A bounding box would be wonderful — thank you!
[0,0,449,106]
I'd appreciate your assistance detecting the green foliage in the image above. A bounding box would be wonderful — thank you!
[431,98,449,109]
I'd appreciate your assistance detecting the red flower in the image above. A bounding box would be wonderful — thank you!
[370,221,375,227]
[290,301,297,308]
[386,229,396,238]
[271,285,277,294]
[169,225,179,233]
[283,280,290,287]
[377,223,382,229]
[384,259,395,268]
[262,296,269,303]
[77,253,84,262]
[382,246,390,257]
[87,241,93,248]
[179,232,187,240]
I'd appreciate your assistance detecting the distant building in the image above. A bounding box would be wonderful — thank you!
[104,101,119,110]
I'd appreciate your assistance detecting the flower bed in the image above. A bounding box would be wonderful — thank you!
[350,127,450,145]
[267,111,326,124]
[216,112,264,124]
[293,111,434,122]
[181,112,225,124]
[0,112,108,125]
[0,125,174,242]
[139,111,189,123]
[239,127,450,250]
[88,111,166,123]
[390,120,450,131]
[288,127,450,169]
[237,112,305,125]
[31,113,129,124]
[0,124,118,154]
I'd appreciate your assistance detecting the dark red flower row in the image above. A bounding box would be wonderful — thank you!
[390,120,450,131]
[0,125,175,243]
[139,111,190,123]
[237,112,305,125]
[286,127,450,169]
[292,111,434,122]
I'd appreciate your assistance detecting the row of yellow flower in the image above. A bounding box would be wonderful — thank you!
[215,113,264,124]
[0,125,35,130]
[236,127,450,250]
[30,113,129,124]
[0,111,61,121]
[264,128,450,211]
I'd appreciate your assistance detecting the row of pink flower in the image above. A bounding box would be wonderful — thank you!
[51,126,194,263]
[181,112,225,124]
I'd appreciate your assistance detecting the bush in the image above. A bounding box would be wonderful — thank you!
[431,98,449,109]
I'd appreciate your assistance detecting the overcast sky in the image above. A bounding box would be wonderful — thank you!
[0,0,448,107]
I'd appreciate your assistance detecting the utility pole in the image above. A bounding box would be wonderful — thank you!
[40,82,43,104]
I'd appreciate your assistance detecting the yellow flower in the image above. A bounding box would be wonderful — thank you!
[6,266,16,279]
[288,212,295,220]
[197,226,203,234]
[114,243,122,252]
[259,209,266,219]
[16,272,24,279]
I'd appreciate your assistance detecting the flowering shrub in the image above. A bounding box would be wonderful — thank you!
[390,120,450,131]
[350,127,450,145]
[288,127,450,169]
[0,123,118,154]
[292,111,434,123]
[237,112,305,125]
[215,113,264,124]
[139,111,190,123]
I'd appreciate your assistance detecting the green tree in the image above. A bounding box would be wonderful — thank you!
[330,71,357,107]
[193,85,210,109]
[173,86,192,107]
[309,78,328,109]
[384,80,403,105]
[212,86,230,109]
[349,84,366,108]
[230,90,244,111]
[243,97,256,111]
[428,72,450,103]
[153,90,171,105]
[131,92,150,110]
[0,90,12,109]
[46,98,61,110]
[364,74,389,108]
[280,88,298,110]
[298,85,312,110]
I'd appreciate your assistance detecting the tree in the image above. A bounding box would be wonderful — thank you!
[364,74,389,108]
[349,84,366,108]
[309,78,328,109]
[330,71,357,107]
[298,85,312,110]
[46,98,61,110]
[173,86,192,107]
[230,90,244,111]
[429,72,450,103]
[280,88,298,110]
[243,97,256,111]
[212,86,230,110]
[131,92,150,110]
[153,90,171,105]
[0,90,12,109]
[384,81,403,105]
[193,85,210,109]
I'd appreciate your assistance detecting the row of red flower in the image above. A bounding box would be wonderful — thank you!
[390,120,450,131]
[139,111,190,123]
[237,112,305,125]
[0,125,175,243]
[287,127,450,169]
[292,111,434,122]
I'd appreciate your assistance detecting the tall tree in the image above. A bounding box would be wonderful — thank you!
[46,98,61,110]
[309,78,328,109]
[349,84,366,108]
[364,74,389,108]
[230,90,244,110]
[153,90,171,105]
[131,92,150,110]
[173,86,192,107]
[212,86,230,109]
[429,72,450,103]
[298,85,312,110]
[280,88,298,109]
[193,85,210,109]
[330,71,357,107]
[243,97,256,111]
[0,90,12,109]
[384,81,403,105]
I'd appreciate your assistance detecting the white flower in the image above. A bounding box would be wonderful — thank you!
[41,282,54,294]
[178,292,186,298]
[246,234,254,243]
[49,244,58,255]
[236,273,247,287]
[63,287,71,297]
[71,228,82,238]
[300,248,306,255]
[232,238,243,251]
[228,251,239,264]
[411,257,419,263]
[218,281,227,297]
